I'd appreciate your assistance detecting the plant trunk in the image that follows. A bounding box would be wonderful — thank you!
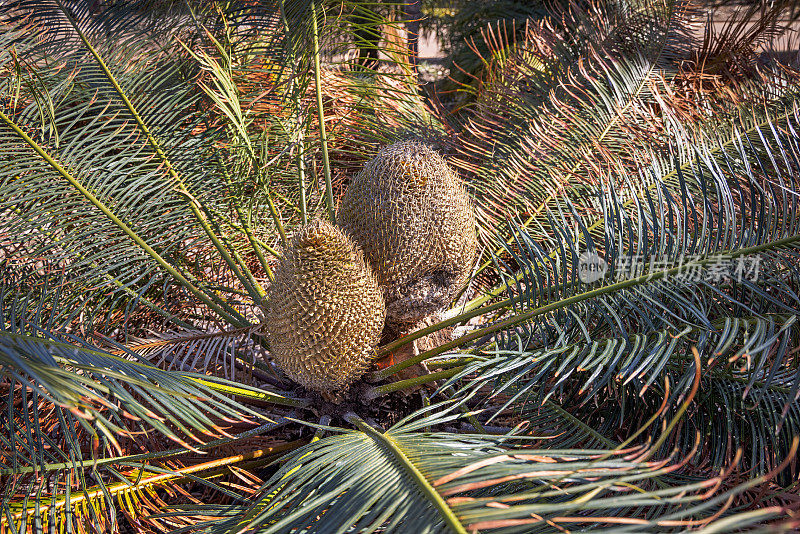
[403,0,421,75]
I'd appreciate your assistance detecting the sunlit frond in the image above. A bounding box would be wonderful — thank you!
[181,408,800,533]
[375,97,800,478]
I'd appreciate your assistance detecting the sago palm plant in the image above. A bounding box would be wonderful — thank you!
[2,0,800,532]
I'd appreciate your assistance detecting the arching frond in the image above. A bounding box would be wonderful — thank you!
[0,330,300,531]
[0,332,268,453]
[113,326,267,384]
[181,408,800,533]
[0,1,266,336]
[447,0,699,235]
[376,97,800,477]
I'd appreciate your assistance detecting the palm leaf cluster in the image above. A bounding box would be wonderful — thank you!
[2,0,800,532]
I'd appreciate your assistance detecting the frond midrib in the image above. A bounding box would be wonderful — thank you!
[54,0,265,304]
[374,232,800,379]
[467,92,800,312]
[347,415,468,534]
[0,107,247,326]
[2,445,296,526]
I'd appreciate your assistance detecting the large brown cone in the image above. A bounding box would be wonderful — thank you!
[265,220,386,392]
[338,140,478,324]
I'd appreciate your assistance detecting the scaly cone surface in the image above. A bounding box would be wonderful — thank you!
[265,220,386,392]
[338,140,478,325]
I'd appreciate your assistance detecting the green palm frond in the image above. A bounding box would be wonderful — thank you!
[0,1,266,332]
[0,332,268,452]
[2,427,302,532]
[181,406,799,533]
[370,98,800,477]
[177,0,437,232]
[447,0,796,251]
[0,329,305,531]
[110,325,274,385]
[447,5,690,236]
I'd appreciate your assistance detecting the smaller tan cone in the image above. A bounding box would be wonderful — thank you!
[265,220,386,392]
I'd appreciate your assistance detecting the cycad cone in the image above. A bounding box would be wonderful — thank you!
[339,140,478,324]
[265,220,385,392]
